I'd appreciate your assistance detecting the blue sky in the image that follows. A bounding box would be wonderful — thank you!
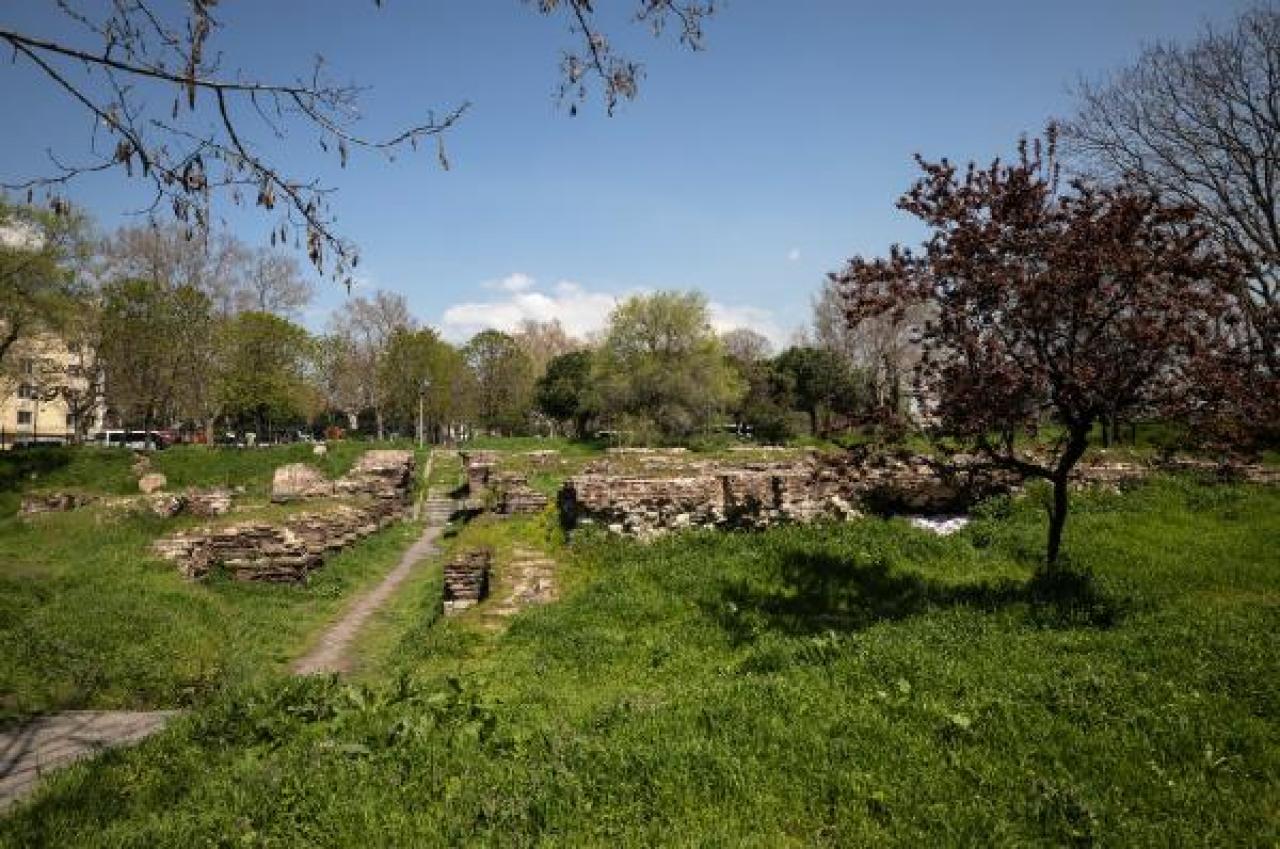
[0,0,1255,344]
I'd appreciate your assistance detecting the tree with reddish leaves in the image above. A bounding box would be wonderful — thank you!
[832,128,1240,568]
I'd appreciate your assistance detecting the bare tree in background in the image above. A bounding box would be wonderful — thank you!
[236,249,312,317]
[98,223,311,317]
[513,318,580,379]
[329,289,415,438]
[97,223,246,311]
[1064,5,1279,376]
[1,1,717,282]
[720,327,773,364]
[812,277,924,421]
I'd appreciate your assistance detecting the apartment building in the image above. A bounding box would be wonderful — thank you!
[0,331,104,449]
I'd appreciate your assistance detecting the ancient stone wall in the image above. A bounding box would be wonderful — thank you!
[442,548,491,613]
[156,450,416,581]
[272,450,416,504]
[152,499,405,582]
[559,451,1275,538]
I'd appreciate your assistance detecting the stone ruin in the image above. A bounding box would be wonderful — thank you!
[21,487,234,518]
[460,451,499,496]
[442,548,492,613]
[272,450,417,503]
[557,449,1280,539]
[19,492,97,515]
[145,488,234,518]
[559,450,1017,538]
[152,500,405,582]
[460,452,550,516]
[155,449,416,582]
[494,475,551,515]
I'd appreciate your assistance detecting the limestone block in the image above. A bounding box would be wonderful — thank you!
[138,473,167,494]
[271,463,333,502]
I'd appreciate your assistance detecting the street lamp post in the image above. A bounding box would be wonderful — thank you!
[417,377,431,448]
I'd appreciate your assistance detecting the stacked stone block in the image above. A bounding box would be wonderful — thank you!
[442,548,492,613]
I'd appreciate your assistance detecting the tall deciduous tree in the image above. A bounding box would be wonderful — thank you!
[98,277,206,434]
[330,290,415,439]
[834,130,1239,567]
[514,318,579,380]
[216,312,314,437]
[536,349,596,437]
[774,346,859,438]
[380,328,472,443]
[813,277,923,422]
[0,198,90,371]
[1065,6,1279,379]
[594,291,742,438]
[464,330,535,436]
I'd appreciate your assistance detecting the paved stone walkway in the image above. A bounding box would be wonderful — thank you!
[483,547,559,626]
[0,711,179,811]
[293,492,456,676]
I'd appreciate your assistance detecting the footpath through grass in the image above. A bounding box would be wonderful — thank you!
[2,476,1276,846]
[0,441,433,721]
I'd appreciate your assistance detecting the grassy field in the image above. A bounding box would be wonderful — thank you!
[3,475,1276,846]
[0,442,433,722]
[0,441,373,518]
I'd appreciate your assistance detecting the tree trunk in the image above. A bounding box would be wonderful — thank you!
[808,407,819,438]
[1045,425,1091,569]
[1046,473,1070,568]
[1100,418,1111,448]
[375,407,384,441]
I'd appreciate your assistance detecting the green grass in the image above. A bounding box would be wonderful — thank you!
[0,504,426,722]
[3,476,1276,845]
[456,435,606,456]
[0,442,375,518]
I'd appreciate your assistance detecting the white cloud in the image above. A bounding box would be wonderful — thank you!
[440,273,787,349]
[441,276,622,341]
[484,272,537,293]
[708,302,786,349]
[787,248,801,262]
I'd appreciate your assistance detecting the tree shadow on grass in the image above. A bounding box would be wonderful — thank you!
[711,549,1127,645]
[0,447,73,493]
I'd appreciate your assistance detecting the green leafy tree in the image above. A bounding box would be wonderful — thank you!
[216,312,314,437]
[0,198,90,371]
[536,349,596,437]
[594,291,742,439]
[380,328,474,442]
[98,278,209,434]
[464,330,535,435]
[774,346,859,437]
[733,358,796,444]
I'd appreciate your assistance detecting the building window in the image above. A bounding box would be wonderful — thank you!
[17,411,33,426]
[66,341,81,354]
[66,413,75,427]
[20,358,34,376]
[17,383,37,400]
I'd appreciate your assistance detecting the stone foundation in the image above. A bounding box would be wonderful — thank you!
[20,492,97,515]
[272,450,416,503]
[559,451,1019,538]
[495,475,551,515]
[442,548,492,613]
[461,451,499,496]
[559,450,1276,539]
[152,499,406,581]
[157,450,416,581]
